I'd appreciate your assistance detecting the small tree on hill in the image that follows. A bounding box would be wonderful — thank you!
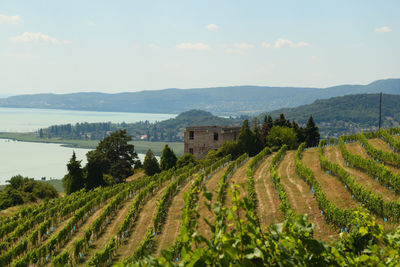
[143,149,160,176]
[260,115,273,145]
[252,117,264,152]
[85,150,108,190]
[176,153,197,169]
[95,129,137,182]
[265,126,298,150]
[304,115,320,147]
[160,144,178,171]
[237,119,259,156]
[63,152,85,195]
[274,114,291,128]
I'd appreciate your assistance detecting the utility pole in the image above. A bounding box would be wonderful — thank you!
[379,92,382,129]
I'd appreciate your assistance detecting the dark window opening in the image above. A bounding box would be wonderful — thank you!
[189,131,194,140]
[214,132,219,141]
[189,148,194,154]
[233,132,237,141]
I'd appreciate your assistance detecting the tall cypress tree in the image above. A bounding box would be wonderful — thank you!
[143,149,160,176]
[260,115,273,145]
[252,117,264,152]
[304,115,320,147]
[63,152,85,195]
[237,119,258,156]
[160,144,178,171]
[274,114,291,127]
[85,150,108,190]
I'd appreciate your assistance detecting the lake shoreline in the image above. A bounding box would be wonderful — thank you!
[0,132,184,156]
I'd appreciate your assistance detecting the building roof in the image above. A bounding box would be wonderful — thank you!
[185,125,241,131]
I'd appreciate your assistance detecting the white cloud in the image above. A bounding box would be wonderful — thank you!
[10,32,70,45]
[261,42,271,48]
[148,43,160,49]
[205,24,218,31]
[375,26,392,32]
[87,21,96,27]
[274,38,309,48]
[0,14,22,24]
[176,42,211,51]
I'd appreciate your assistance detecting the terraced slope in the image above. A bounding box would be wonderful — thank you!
[369,138,395,153]
[77,196,136,265]
[253,154,284,227]
[195,165,229,241]
[225,160,251,210]
[6,131,400,266]
[114,184,168,261]
[53,198,112,263]
[278,151,337,241]
[346,141,400,174]
[324,145,398,202]
[301,148,359,210]
[152,177,193,257]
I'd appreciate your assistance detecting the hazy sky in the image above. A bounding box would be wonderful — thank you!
[0,0,399,94]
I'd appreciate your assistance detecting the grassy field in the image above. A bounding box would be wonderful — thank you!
[0,132,184,156]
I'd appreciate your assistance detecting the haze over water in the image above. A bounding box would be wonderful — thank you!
[0,107,175,132]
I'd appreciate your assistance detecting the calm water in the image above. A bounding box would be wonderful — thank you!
[0,107,168,184]
[0,139,150,185]
[0,107,175,132]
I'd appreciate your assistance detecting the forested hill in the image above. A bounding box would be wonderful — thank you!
[1,78,399,115]
[265,93,400,137]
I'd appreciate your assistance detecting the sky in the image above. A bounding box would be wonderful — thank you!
[0,0,399,95]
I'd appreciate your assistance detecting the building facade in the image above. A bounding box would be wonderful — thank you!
[184,125,241,159]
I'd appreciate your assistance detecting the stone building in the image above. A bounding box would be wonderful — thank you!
[184,125,241,159]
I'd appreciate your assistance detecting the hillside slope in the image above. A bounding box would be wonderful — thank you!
[1,78,399,115]
[266,93,400,137]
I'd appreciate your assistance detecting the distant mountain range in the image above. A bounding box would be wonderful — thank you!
[1,79,399,115]
[265,93,400,137]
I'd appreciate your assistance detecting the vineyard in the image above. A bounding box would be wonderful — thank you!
[3,128,400,266]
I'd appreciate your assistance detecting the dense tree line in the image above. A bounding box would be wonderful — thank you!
[0,176,58,210]
[217,114,320,158]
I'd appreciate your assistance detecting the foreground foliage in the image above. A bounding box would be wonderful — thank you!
[128,186,400,266]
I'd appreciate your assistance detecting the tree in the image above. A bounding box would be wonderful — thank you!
[63,152,85,195]
[252,117,264,152]
[217,141,240,159]
[274,114,291,127]
[160,144,178,171]
[260,115,273,144]
[143,149,160,176]
[291,120,305,144]
[176,153,197,169]
[304,115,320,147]
[85,150,108,190]
[237,119,259,156]
[86,130,138,184]
[265,126,298,149]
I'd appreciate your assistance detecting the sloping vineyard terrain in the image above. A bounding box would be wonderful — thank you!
[3,129,400,266]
